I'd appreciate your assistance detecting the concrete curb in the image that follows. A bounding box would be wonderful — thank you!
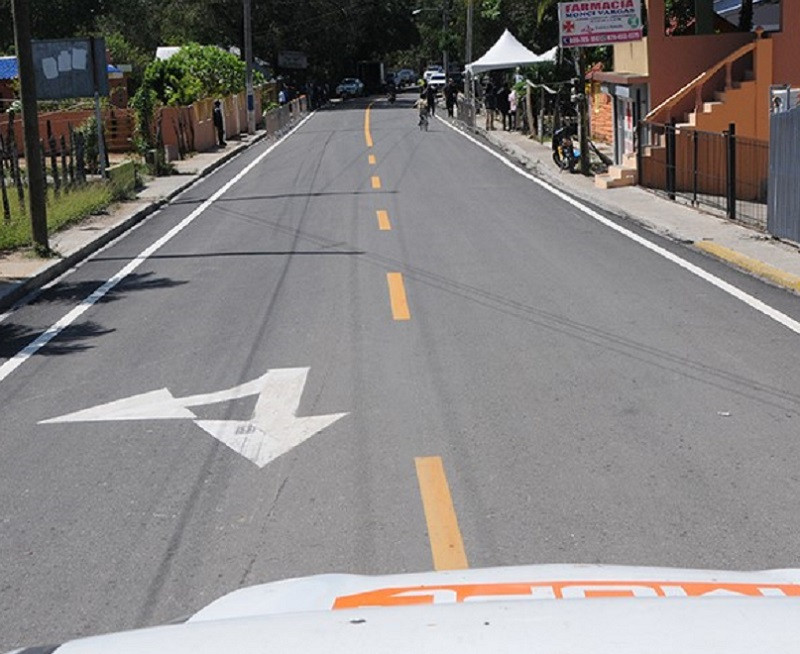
[694,241,800,293]
[0,128,274,313]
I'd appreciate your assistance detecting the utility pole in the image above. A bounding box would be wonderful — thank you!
[90,37,107,180]
[575,49,590,175]
[465,0,473,101]
[442,1,449,79]
[11,0,48,252]
[244,0,255,134]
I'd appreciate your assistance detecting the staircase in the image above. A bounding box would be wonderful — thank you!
[676,70,757,132]
[593,36,773,191]
[643,35,772,141]
[594,154,638,189]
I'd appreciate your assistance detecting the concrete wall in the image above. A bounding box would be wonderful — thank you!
[159,87,266,160]
[613,38,649,76]
[618,0,752,106]
[7,108,134,153]
[771,0,800,87]
[691,38,772,140]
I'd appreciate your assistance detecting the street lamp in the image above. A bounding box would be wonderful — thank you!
[412,5,449,79]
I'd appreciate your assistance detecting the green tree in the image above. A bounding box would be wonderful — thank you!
[135,43,261,107]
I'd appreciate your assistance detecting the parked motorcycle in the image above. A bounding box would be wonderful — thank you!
[552,125,579,173]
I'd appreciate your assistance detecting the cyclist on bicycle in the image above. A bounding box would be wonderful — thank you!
[414,96,428,129]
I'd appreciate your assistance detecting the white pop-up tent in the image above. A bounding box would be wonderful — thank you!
[466,29,557,75]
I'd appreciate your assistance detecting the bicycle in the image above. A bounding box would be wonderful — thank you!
[418,112,429,131]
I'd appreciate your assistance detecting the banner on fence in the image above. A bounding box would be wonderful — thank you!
[558,0,643,47]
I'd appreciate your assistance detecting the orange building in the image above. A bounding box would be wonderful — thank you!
[593,0,800,166]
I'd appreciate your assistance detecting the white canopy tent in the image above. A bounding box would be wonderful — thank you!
[466,29,557,75]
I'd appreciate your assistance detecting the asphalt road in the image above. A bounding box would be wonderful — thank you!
[2,95,800,649]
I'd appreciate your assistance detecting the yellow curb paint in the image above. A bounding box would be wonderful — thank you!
[695,241,800,293]
[414,456,469,571]
[368,154,376,165]
[377,210,392,231]
[371,176,381,189]
[386,273,410,320]
[364,104,374,148]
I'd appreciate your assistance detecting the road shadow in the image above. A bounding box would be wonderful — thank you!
[0,320,113,358]
[1,272,187,360]
[93,250,365,262]
[29,272,188,306]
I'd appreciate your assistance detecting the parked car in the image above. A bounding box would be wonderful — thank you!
[395,68,416,86]
[423,65,443,83]
[428,72,447,92]
[336,78,365,98]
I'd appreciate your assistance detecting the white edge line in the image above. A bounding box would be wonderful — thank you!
[0,122,307,325]
[438,117,800,337]
[0,114,315,384]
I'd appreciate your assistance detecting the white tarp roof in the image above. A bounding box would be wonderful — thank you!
[466,29,557,74]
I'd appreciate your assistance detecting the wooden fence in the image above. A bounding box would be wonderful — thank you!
[0,114,93,223]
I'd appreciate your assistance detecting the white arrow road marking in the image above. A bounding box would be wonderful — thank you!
[39,368,348,468]
[39,388,198,423]
[196,368,347,468]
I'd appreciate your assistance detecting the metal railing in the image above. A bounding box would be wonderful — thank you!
[263,96,307,136]
[638,121,768,228]
[455,97,476,128]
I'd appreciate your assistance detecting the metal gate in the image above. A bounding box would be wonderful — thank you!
[768,105,800,242]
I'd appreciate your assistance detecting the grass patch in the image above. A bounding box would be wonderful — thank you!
[0,182,113,252]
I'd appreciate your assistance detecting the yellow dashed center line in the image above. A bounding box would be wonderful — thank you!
[371,176,381,189]
[368,154,376,165]
[377,210,391,231]
[415,456,469,571]
[386,273,410,320]
[364,104,374,147]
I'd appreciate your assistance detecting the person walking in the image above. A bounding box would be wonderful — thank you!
[425,83,436,117]
[213,99,226,147]
[496,82,510,131]
[507,86,517,131]
[484,80,496,130]
[444,79,458,117]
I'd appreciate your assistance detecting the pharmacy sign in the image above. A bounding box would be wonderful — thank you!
[558,0,643,47]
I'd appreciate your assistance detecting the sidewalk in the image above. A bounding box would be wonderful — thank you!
[0,129,273,313]
[452,117,800,295]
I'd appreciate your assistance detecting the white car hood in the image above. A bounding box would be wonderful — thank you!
[189,563,800,621]
[13,565,800,654]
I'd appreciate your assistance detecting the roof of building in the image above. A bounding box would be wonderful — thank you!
[0,55,121,80]
[0,56,17,81]
[155,46,182,61]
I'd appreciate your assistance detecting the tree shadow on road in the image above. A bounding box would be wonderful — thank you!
[1,273,188,360]
[0,320,114,358]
